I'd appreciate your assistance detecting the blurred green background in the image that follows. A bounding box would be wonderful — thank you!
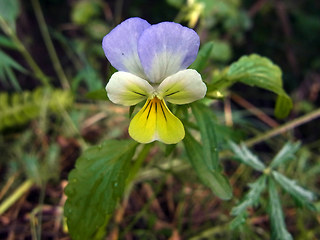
[0,0,319,239]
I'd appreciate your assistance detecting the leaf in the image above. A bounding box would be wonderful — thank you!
[166,0,184,8]
[86,89,108,101]
[268,178,293,240]
[72,65,103,92]
[229,212,248,230]
[191,102,219,170]
[129,105,136,118]
[183,130,232,200]
[0,50,27,91]
[189,42,214,72]
[227,54,292,118]
[272,171,317,211]
[270,142,301,168]
[210,40,232,62]
[0,88,73,131]
[64,140,138,240]
[230,176,266,229]
[228,141,265,171]
[275,94,293,119]
[0,35,18,49]
[0,0,20,30]
[231,175,267,216]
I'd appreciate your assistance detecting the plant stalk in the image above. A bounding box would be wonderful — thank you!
[31,0,70,90]
[245,108,320,147]
[0,16,50,86]
[0,179,34,215]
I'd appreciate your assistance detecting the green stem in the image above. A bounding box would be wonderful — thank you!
[245,108,320,147]
[0,16,50,86]
[36,184,46,240]
[0,179,34,215]
[31,0,70,90]
[127,143,154,184]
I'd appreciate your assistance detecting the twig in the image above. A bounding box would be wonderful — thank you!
[231,93,279,128]
[245,108,320,147]
[248,0,268,17]
[224,97,233,126]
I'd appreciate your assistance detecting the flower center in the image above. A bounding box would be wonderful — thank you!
[150,91,163,100]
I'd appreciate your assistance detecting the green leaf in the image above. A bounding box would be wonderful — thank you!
[189,42,214,72]
[275,94,293,119]
[72,65,103,92]
[227,54,292,118]
[183,130,232,200]
[231,175,267,216]
[230,176,266,229]
[272,171,317,210]
[270,142,301,168]
[228,54,282,94]
[166,0,184,8]
[0,35,18,49]
[64,140,138,240]
[210,40,232,62]
[129,105,136,118]
[191,102,219,170]
[268,178,293,240]
[229,212,248,230]
[0,0,20,30]
[0,88,73,131]
[0,50,27,91]
[86,89,108,101]
[228,141,265,171]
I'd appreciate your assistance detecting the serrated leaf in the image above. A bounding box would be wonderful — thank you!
[64,140,138,240]
[85,88,108,101]
[189,42,214,72]
[228,141,265,171]
[191,102,219,170]
[228,54,283,94]
[271,142,301,168]
[231,175,266,216]
[272,171,317,210]
[183,130,232,200]
[229,212,248,230]
[268,178,293,240]
[227,54,292,118]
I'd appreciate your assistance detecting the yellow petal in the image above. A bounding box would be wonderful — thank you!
[128,97,185,144]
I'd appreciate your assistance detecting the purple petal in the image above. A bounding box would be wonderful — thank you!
[102,17,150,78]
[137,22,200,83]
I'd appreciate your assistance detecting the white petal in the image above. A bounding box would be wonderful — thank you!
[157,69,207,104]
[106,72,154,106]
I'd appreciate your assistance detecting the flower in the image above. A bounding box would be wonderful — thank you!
[102,17,207,144]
